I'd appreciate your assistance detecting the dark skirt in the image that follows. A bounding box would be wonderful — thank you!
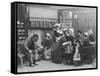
[51,46,65,64]
[79,46,96,62]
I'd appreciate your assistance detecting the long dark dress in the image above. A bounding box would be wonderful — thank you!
[79,37,95,63]
[64,35,75,64]
[51,37,65,63]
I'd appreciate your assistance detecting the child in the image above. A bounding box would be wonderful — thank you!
[41,33,52,60]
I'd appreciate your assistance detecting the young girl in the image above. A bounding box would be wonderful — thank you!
[63,29,75,65]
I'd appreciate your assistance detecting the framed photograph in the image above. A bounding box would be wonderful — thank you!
[11,1,98,74]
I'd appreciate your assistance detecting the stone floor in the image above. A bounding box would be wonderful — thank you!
[17,59,96,73]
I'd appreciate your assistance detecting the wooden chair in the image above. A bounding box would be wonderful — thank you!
[17,53,25,68]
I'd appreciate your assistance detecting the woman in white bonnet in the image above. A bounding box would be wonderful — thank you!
[53,23,64,42]
[88,29,96,44]
[79,30,96,64]
[87,29,96,60]
[88,29,93,35]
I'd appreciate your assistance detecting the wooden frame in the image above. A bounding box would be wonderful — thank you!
[11,1,98,74]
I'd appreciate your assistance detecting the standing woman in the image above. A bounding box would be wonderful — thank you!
[88,29,96,62]
[51,24,65,63]
[53,23,64,43]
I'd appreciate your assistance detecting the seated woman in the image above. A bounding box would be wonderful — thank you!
[79,32,96,64]
[88,29,96,58]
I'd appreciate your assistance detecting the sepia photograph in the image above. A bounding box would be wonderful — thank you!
[15,2,97,73]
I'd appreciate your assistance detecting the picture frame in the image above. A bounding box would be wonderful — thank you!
[11,1,98,74]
